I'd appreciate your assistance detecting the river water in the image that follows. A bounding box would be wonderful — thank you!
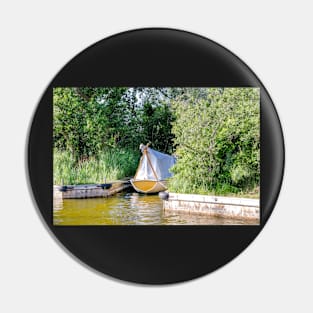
[54,190,255,225]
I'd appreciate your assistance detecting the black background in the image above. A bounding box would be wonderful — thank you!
[27,28,284,284]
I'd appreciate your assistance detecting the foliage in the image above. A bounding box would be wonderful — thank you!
[54,87,126,159]
[123,87,177,152]
[53,87,175,160]
[53,148,139,185]
[53,87,176,184]
[53,87,260,195]
[168,88,260,195]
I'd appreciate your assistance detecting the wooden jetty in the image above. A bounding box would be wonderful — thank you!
[163,193,259,222]
[53,179,131,200]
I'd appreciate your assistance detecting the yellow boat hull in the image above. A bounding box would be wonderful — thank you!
[130,179,167,194]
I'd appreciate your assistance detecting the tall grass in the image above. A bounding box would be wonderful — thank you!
[168,177,259,198]
[53,148,139,185]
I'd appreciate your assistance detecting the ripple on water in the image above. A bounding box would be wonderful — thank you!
[53,191,256,225]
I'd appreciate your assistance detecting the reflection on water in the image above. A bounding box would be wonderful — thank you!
[54,191,255,225]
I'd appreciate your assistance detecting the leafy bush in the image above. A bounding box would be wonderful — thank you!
[168,88,260,196]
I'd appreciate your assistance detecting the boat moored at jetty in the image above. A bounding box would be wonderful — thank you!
[130,144,176,194]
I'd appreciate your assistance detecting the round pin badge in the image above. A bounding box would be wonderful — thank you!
[28,28,284,284]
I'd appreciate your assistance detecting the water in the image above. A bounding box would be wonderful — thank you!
[54,191,255,225]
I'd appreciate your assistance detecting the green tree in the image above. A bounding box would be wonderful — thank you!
[168,88,260,195]
[138,91,175,152]
[53,87,127,161]
[53,87,176,161]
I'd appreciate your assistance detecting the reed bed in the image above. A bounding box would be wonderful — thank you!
[53,149,139,185]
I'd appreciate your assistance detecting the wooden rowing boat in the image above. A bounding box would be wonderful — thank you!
[130,144,176,194]
[130,179,167,193]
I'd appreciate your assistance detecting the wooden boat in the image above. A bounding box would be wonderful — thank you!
[130,179,167,193]
[130,144,176,194]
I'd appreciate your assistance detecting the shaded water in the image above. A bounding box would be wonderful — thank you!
[54,191,255,225]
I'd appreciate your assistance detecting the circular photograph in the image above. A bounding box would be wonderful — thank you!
[28,28,284,284]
